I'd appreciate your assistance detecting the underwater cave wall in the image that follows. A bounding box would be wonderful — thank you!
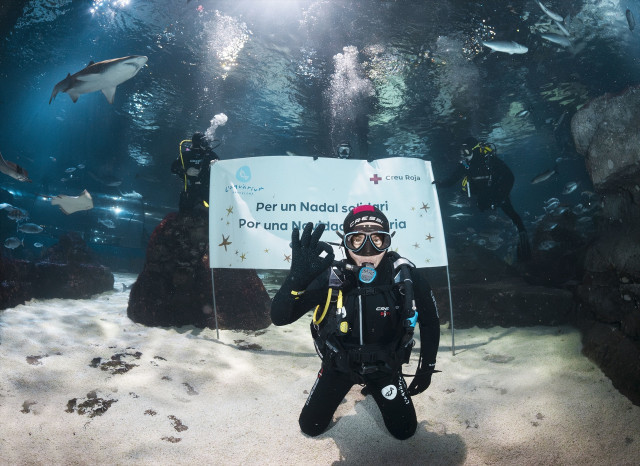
[571,85,640,406]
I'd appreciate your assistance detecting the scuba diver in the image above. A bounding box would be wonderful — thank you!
[171,132,219,213]
[271,205,440,440]
[433,136,531,261]
[336,141,352,159]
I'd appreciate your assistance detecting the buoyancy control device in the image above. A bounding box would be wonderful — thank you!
[310,252,418,379]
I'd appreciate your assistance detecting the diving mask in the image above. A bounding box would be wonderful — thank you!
[344,226,392,256]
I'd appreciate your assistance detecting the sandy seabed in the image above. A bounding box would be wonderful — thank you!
[0,273,639,465]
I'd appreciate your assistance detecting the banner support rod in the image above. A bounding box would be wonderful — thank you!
[210,268,220,340]
[445,265,455,355]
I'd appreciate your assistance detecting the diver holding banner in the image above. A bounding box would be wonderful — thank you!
[171,132,219,213]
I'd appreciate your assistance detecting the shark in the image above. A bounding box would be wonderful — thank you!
[49,55,148,104]
[0,151,31,182]
[50,189,94,215]
[537,0,563,22]
[540,33,572,48]
[482,40,528,55]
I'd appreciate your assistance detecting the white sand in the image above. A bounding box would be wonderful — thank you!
[1,272,639,465]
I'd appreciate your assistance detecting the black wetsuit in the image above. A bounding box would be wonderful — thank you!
[271,254,440,440]
[171,144,218,212]
[439,153,526,232]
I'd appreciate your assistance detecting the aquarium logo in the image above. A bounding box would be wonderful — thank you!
[236,166,251,182]
[226,166,264,195]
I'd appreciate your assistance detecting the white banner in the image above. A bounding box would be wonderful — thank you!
[209,156,448,269]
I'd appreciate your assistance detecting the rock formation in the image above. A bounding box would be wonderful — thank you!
[570,85,640,405]
[0,232,114,309]
[127,211,272,331]
[428,243,575,330]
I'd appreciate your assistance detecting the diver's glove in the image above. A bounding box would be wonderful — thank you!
[407,363,437,396]
[286,222,335,292]
[431,180,439,186]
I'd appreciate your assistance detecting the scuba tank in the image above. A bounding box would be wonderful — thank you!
[392,256,418,348]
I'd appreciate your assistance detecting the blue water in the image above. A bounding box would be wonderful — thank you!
[1,0,638,268]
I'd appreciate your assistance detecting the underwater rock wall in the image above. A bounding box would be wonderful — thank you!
[0,233,114,308]
[127,212,272,330]
[571,85,640,406]
[427,243,575,329]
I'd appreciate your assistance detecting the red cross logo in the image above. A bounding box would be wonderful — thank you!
[370,174,382,184]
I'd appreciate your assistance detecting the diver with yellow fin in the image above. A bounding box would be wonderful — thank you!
[171,132,219,213]
[433,136,531,261]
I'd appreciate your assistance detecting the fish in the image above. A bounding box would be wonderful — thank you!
[563,181,579,194]
[482,40,528,54]
[99,218,116,229]
[0,202,13,210]
[49,55,148,104]
[50,189,94,215]
[516,109,530,118]
[541,33,572,48]
[627,9,636,31]
[4,237,23,249]
[65,167,77,173]
[544,199,560,212]
[33,242,44,248]
[531,166,557,184]
[450,213,472,218]
[448,201,467,208]
[120,190,143,199]
[554,20,571,37]
[0,151,32,182]
[88,171,122,187]
[572,204,586,215]
[537,1,563,22]
[538,240,558,251]
[6,207,29,221]
[17,223,44,234]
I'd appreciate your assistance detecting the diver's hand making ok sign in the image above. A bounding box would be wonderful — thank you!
[286,222,335,291]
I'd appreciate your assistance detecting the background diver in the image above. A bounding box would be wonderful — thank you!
[171,131,219,213]
[433,136,531,261]
[271,205,440,439]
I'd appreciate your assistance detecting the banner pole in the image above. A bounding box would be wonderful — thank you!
[210,268,220,340]
[446,265,455,355]
[209,159,220,340]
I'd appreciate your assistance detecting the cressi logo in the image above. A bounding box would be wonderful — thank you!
[236,166,251,182]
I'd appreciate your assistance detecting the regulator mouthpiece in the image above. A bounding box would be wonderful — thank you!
[358,263,377,283]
